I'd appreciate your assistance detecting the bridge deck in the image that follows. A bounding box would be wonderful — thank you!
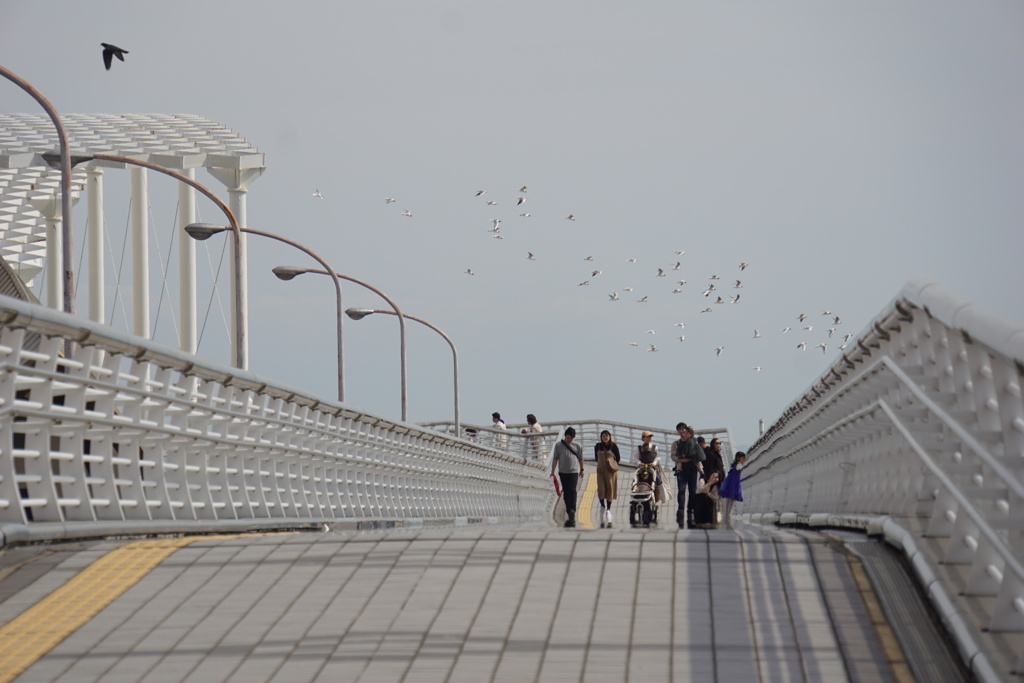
[0,519,910,683]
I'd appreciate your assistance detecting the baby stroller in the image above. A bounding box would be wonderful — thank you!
[629,464,659,527]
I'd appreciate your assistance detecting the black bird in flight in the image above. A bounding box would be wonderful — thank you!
[101,43,128,70]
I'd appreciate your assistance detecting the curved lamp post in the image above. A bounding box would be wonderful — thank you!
[346,307,458,435]
[185,224,345,402]
[38,151,249,370]
[274,267,407,422]
[1,65,75,316]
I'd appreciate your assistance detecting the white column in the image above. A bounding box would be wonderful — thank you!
[178,169,198,354]
[28,188,79,311]
[86,167,105,325]
[227,186,248,369]
[130,166,149,338]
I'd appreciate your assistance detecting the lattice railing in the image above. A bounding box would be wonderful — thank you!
[742,279,1024,676]
[0,296,553,543]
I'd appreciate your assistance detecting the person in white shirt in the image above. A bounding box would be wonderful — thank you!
[491,411,508,448]
[521,413,543,458]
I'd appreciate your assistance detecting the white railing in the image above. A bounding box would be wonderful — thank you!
[742,279,1024,680]
[0,295,554,545]
[424,419,735,469]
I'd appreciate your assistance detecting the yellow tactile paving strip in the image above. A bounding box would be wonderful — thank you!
[0,534,259,683]
[577,473,598,529]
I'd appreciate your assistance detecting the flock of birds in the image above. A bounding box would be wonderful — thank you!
[313,184,856,373]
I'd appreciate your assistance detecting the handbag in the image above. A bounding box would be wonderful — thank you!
[605,451,619,473]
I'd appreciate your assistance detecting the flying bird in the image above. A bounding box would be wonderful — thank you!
[781,327,792,333]
[566,214,576,221]
[629,342,639,346]
[578,280,590,286]
[101,43,128,70]
[816,343,828,354]
[465,269,475,275]
[797,313,807,322]
[708,274,720,280]
[753,329,761,338]
[518,212,531,217]
[675,250,686,255]
[676,280,687,285]
[486,200,498,205]
[833,315,842,325]
[734,280,742,288]
[583,256,594,261]
[526,252,536,260]
[656,268,666,277]
[827,328,837,337]
[519,185,528,192]
[739,262,749,270]
[401,210,412,217]
[714,346,724,357]
[677,336,686,341]
[730,295,740,304]
[802,325,813,332]
[626,257,637,263]
[622,287,633,292]
[475,190,486,196]
[700,307,712,313]
[753,366,762,371]
[312,189,324,199]
[517,196,526,205]
[384,197,396,204]
[796,342,807,351]
[636,296,648,303]
[645,329,655,335]
[674,322,686,328]
[648,344,658,352]
[591,270,602,277]
[608,292,619,301]
[671,289,682,294]
[672,262,682,270]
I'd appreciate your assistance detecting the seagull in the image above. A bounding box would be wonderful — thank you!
[843,333,853,342]
[827,328,837,337]
[622,287,633,292]
[491,218,502,229]
[734,280,742,288]
[475,190,486,196]
[384,197,396,204]
[645,329,655,335]
[486,200,498,205]
[802,325,813,332]
[833,315,842,325]
[591,270,602,277]
[753,366,762,371]
[578,280,590,286]
[566,214,575,221]
[753,329,761,338]
[519,185,528,192]
[312,189,324,199]
[796,342,806,351]
[465,269,475,275]
[672,261,682,270]
[518,212,531,217]
[608,292,619,301]
[674,322,686,328]
[797,313,807,322]
[714,296,725,304]
[709,274,720,280]
[781,327,792,333]
[676,280,687,286]
[517,196,526,205]
[636,296,648,303]
[101,43,128,70]
[656,268,666,277]
[526,252,536,260]
[715,346,724,357]
[488,225,501,233]
[677,336,686,341]
[730,295,740,304]
[671,289,683,294]
[626,257,637,263]
[648,344,658,352]
[816,343,828,354]
[821,310,832,316]
[701,307,712,313]
[675,250,686,255]
[492,234,503,239]
[629,342,639,346]
[401,210,412,217]
[583,256,594,261]
[701,288,714,297]
[739,262,749,270]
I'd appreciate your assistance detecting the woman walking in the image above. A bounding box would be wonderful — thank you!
[595,430,621,527]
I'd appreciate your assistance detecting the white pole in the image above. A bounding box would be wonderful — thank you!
[130,166,149,338]
[86,167,104,325]
[178,169,197,354]
[44,213,61,310]
[227,186,248,369]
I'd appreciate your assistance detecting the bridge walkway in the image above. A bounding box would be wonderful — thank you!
[0,515,920,683]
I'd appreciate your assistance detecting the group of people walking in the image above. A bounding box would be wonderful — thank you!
[549,423,746,529]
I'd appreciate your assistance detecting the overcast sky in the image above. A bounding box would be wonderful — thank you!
[2,1,1022,450]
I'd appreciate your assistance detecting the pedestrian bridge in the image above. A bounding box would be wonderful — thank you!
[0,279,1022,682]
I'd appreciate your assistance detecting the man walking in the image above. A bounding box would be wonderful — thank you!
[671,422,704,528]
[550,427,585,527]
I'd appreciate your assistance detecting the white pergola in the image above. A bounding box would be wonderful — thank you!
[0,113,264,361]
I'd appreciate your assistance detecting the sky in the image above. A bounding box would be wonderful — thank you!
[2,1,1023,450]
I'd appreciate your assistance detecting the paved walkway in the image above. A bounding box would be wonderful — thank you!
[0,518,906,683]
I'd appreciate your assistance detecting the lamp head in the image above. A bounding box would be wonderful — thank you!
[41,151,95,169]
[345,308,375,321]
[272,266,308,281]
[184,223,227,240]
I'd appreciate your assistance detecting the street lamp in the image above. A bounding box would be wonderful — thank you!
[1,65,75,317]
[346,307,459,436]
[184,224,345,402]
[274,267,407,422]
[39,151,249,370]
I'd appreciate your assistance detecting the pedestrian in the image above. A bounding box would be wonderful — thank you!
[670,422,705,528]
[719,451,746,528]
[521,413,543,458]
[704,437,726,524]
[550,427,584,527]
[595,430,620,527]
[492,411,508,448]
